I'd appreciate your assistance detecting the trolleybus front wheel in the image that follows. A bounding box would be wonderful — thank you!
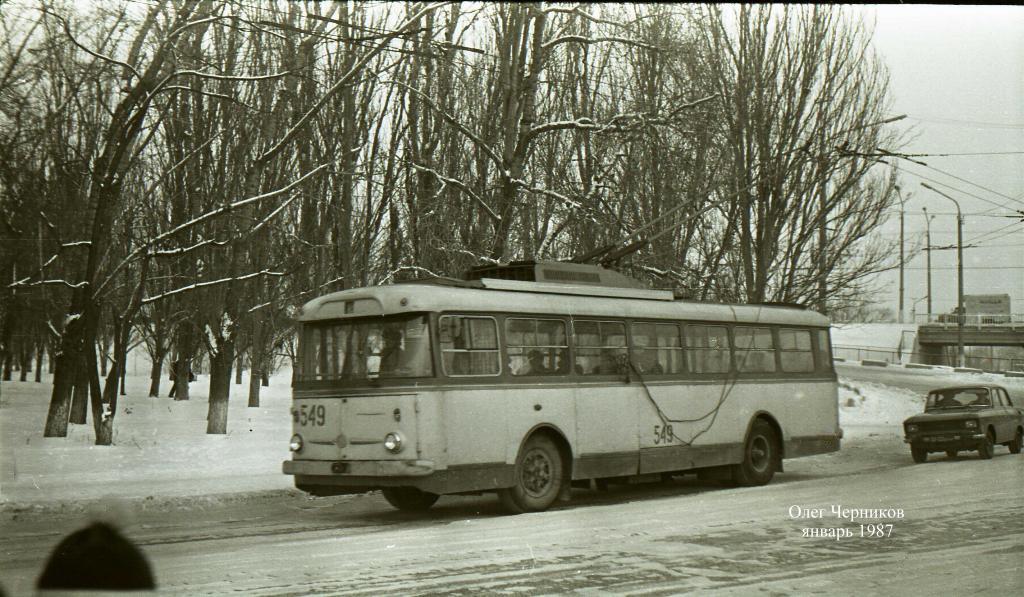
[382,487,439,511]
[498,433,565,514]
[732,420,779,486]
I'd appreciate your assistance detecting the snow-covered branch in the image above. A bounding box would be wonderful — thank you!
[410,162,501,222]
[508,178,585,211]
[543,5,631,28]
[151,238,228,257]
[94,164,330,299]
[141,270,285,305]
[44,9,143,82]
[523,95,716,144]
[10,278,88,290]
[542,35,658,52]
[397,82,504,169]
[169,69,295,83]
[377,265,446,285]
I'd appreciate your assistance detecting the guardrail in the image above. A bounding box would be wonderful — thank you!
[832,344,1024,373]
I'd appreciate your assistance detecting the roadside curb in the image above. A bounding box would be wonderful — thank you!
[861,359,888,367]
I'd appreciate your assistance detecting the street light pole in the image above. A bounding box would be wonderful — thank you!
[921,183,965,368]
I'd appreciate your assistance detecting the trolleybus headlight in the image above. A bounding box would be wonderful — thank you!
[383,432,404,453]
[906,424,918,433]
[964,420,978,429]
[289,434,304,452]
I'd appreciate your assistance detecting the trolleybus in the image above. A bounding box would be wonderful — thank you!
[283,261,840,513]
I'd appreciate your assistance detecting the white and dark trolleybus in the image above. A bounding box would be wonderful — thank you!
[283,261,840,513]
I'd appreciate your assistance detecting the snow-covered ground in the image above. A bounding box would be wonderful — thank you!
[0,370,295,508]
[4,361,1019,511]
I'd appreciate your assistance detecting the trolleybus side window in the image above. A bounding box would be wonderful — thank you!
[439,315,500,376]
[631,322,684,375]
[814,329,833,372]
[778,328,814,372]
[506,318,569,376]
[685,324,731,374]
[574,320,627,375]
[734,326,777,373]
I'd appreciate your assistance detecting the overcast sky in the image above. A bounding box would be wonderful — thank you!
[855,4,1023,319]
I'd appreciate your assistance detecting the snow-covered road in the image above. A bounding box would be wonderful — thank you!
[2,367,1023,595]
[3,431,1022,595]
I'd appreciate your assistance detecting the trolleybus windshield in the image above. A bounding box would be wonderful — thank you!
[297,314,432,383]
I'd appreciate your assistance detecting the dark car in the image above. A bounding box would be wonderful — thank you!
[903,384,1024,463]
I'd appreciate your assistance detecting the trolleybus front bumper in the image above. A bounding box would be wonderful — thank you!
[283,459,435,477]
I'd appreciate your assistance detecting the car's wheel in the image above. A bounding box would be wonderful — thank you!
[498,433,566,514]
[911,444,928,463]
[977,430,996,460]
[732,420,778,486]
[381,487,439,511]
[1008,429,1023,454]
[945,449,958,459]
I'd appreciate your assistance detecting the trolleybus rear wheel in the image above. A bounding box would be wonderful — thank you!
[732,420,778,485]
[498,434,565,514]
[382,487,439,511]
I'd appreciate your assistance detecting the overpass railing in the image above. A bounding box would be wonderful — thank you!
[832,344,1024,373]
[913,313,1024,327]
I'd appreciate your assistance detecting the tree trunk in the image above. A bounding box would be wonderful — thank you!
[18,344,30,381]
[34,343,44,382]
[261,371,269,387]
[172,326,195,401]
[43,350,76,437]
[99,337,109,377]
[247,366,261,408]
[69,368,90,424]
[90,338,113,446]
[148,348,166,397]
[206,342,234,434]
[235,352,244,385]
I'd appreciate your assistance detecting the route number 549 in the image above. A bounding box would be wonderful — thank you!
[653,424,675,445]
[293,404,326,427]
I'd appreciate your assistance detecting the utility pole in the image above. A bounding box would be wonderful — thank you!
[896,186,906,323]
[922,207,933,318]
[921,183,965,368]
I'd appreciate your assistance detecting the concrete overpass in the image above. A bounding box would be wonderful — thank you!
[915,315,1024,367]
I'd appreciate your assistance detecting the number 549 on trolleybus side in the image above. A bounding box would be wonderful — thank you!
[282,261,841,513]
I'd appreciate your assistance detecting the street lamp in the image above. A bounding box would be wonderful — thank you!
[922,207,934,318]
[920,183,965,368]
